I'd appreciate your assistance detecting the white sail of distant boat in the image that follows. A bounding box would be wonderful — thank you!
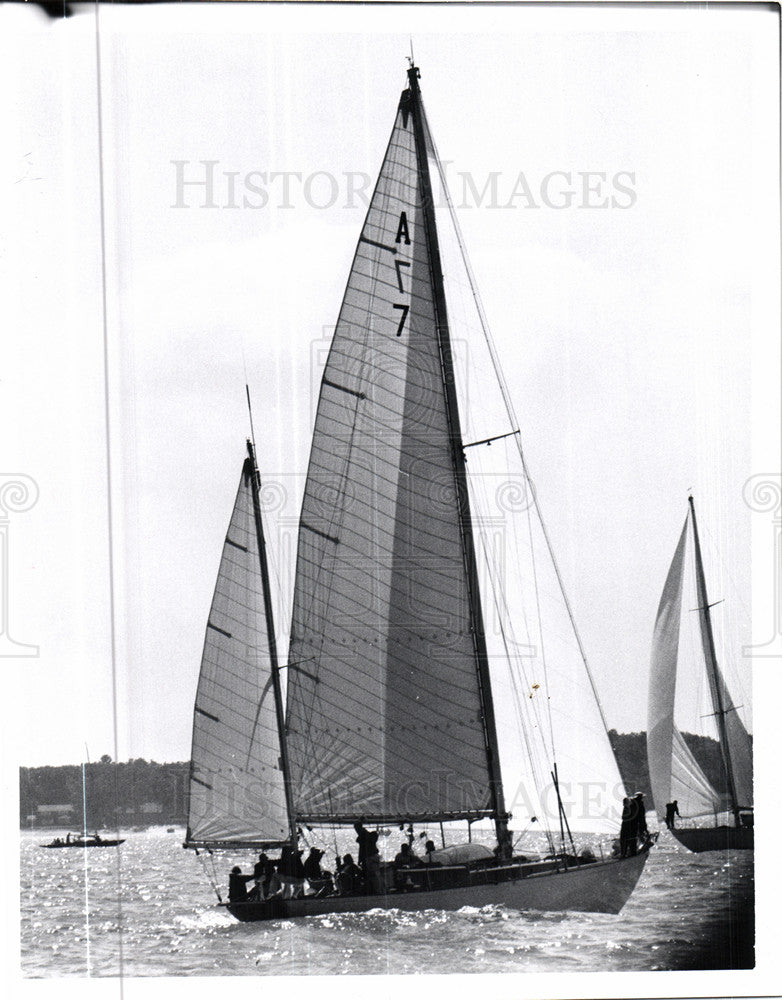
[185,63,654,920]
[647,496,753,852]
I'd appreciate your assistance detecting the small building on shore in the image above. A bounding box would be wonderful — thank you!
[37,804,75,826]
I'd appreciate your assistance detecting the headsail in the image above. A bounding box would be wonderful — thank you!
[186,456,289,846]
[285,73,498,824]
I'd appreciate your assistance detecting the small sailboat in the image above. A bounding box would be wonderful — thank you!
[647,496,753,852]
[41,833,125,849]
[185,63,654,920]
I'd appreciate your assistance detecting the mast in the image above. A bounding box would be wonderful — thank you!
[246,438,298,849]
[406,64,511,856]
[688,495,740,827]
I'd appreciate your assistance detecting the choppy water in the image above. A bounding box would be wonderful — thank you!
[20,826,753,977]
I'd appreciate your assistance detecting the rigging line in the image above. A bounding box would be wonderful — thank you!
[525,477,557,761]
[697,515,752,709]
[94,0,125,986]
[476,509,556,853]
[424,104,614,743]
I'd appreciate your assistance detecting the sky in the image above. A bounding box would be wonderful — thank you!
[2,2,779,786]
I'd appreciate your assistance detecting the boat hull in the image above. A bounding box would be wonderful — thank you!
[225,847,652,922]
[670,826,753,853]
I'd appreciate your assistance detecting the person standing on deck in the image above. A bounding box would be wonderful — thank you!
[619,797,634,857]
[354,819,382,894]
[250,852,275,900]
[634,792,649,849]
[665,800,680,830]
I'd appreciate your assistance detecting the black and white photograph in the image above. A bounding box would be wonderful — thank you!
[3,0,780,995]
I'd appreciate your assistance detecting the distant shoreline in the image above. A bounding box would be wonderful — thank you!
[20,731,738,830]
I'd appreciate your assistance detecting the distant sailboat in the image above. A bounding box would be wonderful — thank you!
[41,834,124,849]
[647,496,753,852]
[40,759,124,849]
[185,63,654,920]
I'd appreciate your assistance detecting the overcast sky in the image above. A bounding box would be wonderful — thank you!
[2,3,778,785]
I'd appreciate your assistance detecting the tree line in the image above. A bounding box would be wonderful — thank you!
[20,732,735,828]
[20,757,189,828]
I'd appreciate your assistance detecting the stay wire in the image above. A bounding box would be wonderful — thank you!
[423,106,614,747]
[94,0,125,986]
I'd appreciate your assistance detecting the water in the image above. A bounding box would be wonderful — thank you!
[20,827,753,977]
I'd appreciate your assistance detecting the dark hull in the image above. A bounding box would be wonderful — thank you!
[671,826,753,853]
[225,845,652,922]
[41,839,125,849]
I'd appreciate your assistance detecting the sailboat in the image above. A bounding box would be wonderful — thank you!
[647,496,753,852]
[185,63,654,921]
[41,834,125,849]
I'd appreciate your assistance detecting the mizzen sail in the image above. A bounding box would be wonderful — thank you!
[285,79,495,823]
[186,458,289,846]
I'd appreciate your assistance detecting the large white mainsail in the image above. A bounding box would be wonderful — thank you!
[285,66,627,842]
[186,454,289,846]
[285,76,498,825]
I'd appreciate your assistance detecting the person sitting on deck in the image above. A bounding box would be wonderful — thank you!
[354,819,382,894]
[335,853,363,895]
[394,842,418,868]
[420,840,441,866]
[665,800,680,830]
[303,848,333,896]
[393,842,419,891]
[228,866,255,903]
